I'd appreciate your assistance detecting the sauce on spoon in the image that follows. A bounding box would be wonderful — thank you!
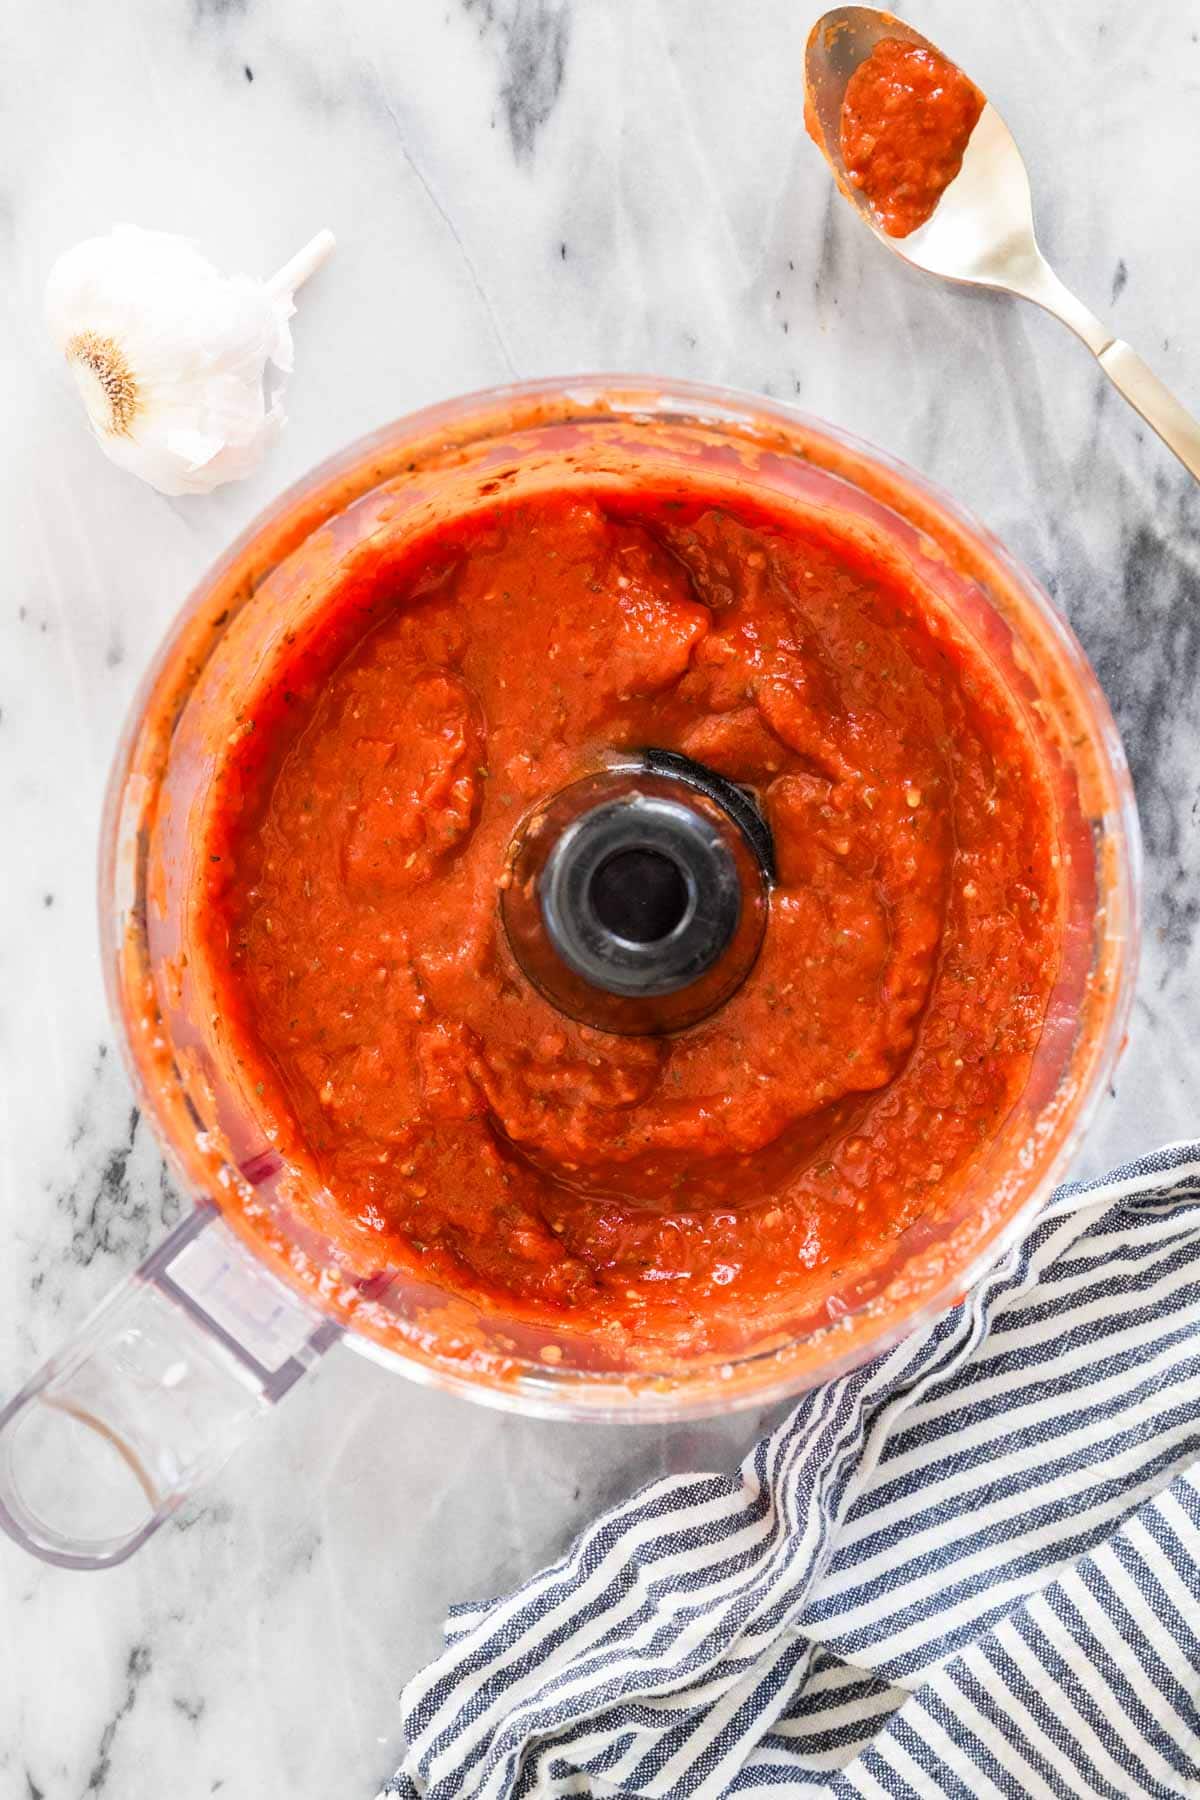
[837,37,984,237]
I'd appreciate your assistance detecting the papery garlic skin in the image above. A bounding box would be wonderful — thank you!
[45,225,303,496]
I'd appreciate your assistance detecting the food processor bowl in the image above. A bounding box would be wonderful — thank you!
[0,379,1139,1566]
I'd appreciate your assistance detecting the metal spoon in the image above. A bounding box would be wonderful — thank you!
[805,5,1200,482]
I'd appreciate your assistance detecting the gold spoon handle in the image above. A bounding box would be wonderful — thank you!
[1096,340,1200,485]
[1020,256,1200,484]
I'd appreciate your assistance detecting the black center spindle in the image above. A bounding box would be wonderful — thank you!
[500,754,774,1036]
[538,792,740,999]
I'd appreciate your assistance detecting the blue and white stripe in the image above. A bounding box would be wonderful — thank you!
[382,1144,1200,1799]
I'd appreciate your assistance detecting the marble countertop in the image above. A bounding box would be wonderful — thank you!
[3,0,1199,1794]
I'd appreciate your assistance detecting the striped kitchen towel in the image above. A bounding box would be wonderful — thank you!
[381,1142,1200,1800]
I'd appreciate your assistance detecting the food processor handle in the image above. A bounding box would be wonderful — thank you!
[0,1205,338,1569]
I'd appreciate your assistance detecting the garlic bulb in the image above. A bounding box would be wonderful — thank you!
[45,224,334,496]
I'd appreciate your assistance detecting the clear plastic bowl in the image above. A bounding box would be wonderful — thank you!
[0,379,1139,1566]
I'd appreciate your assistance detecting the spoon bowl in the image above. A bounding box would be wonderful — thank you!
[805,9,1039,293]
[805,5,1200,480]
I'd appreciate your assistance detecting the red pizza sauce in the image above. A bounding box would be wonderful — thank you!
[196,484,1062,1350]
[839,38,985,237]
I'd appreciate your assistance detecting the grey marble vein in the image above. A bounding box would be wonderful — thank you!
[1,0,1199,1794]
[464,0,572,161]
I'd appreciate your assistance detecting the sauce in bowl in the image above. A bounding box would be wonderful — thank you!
[194,474,1062,1353]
